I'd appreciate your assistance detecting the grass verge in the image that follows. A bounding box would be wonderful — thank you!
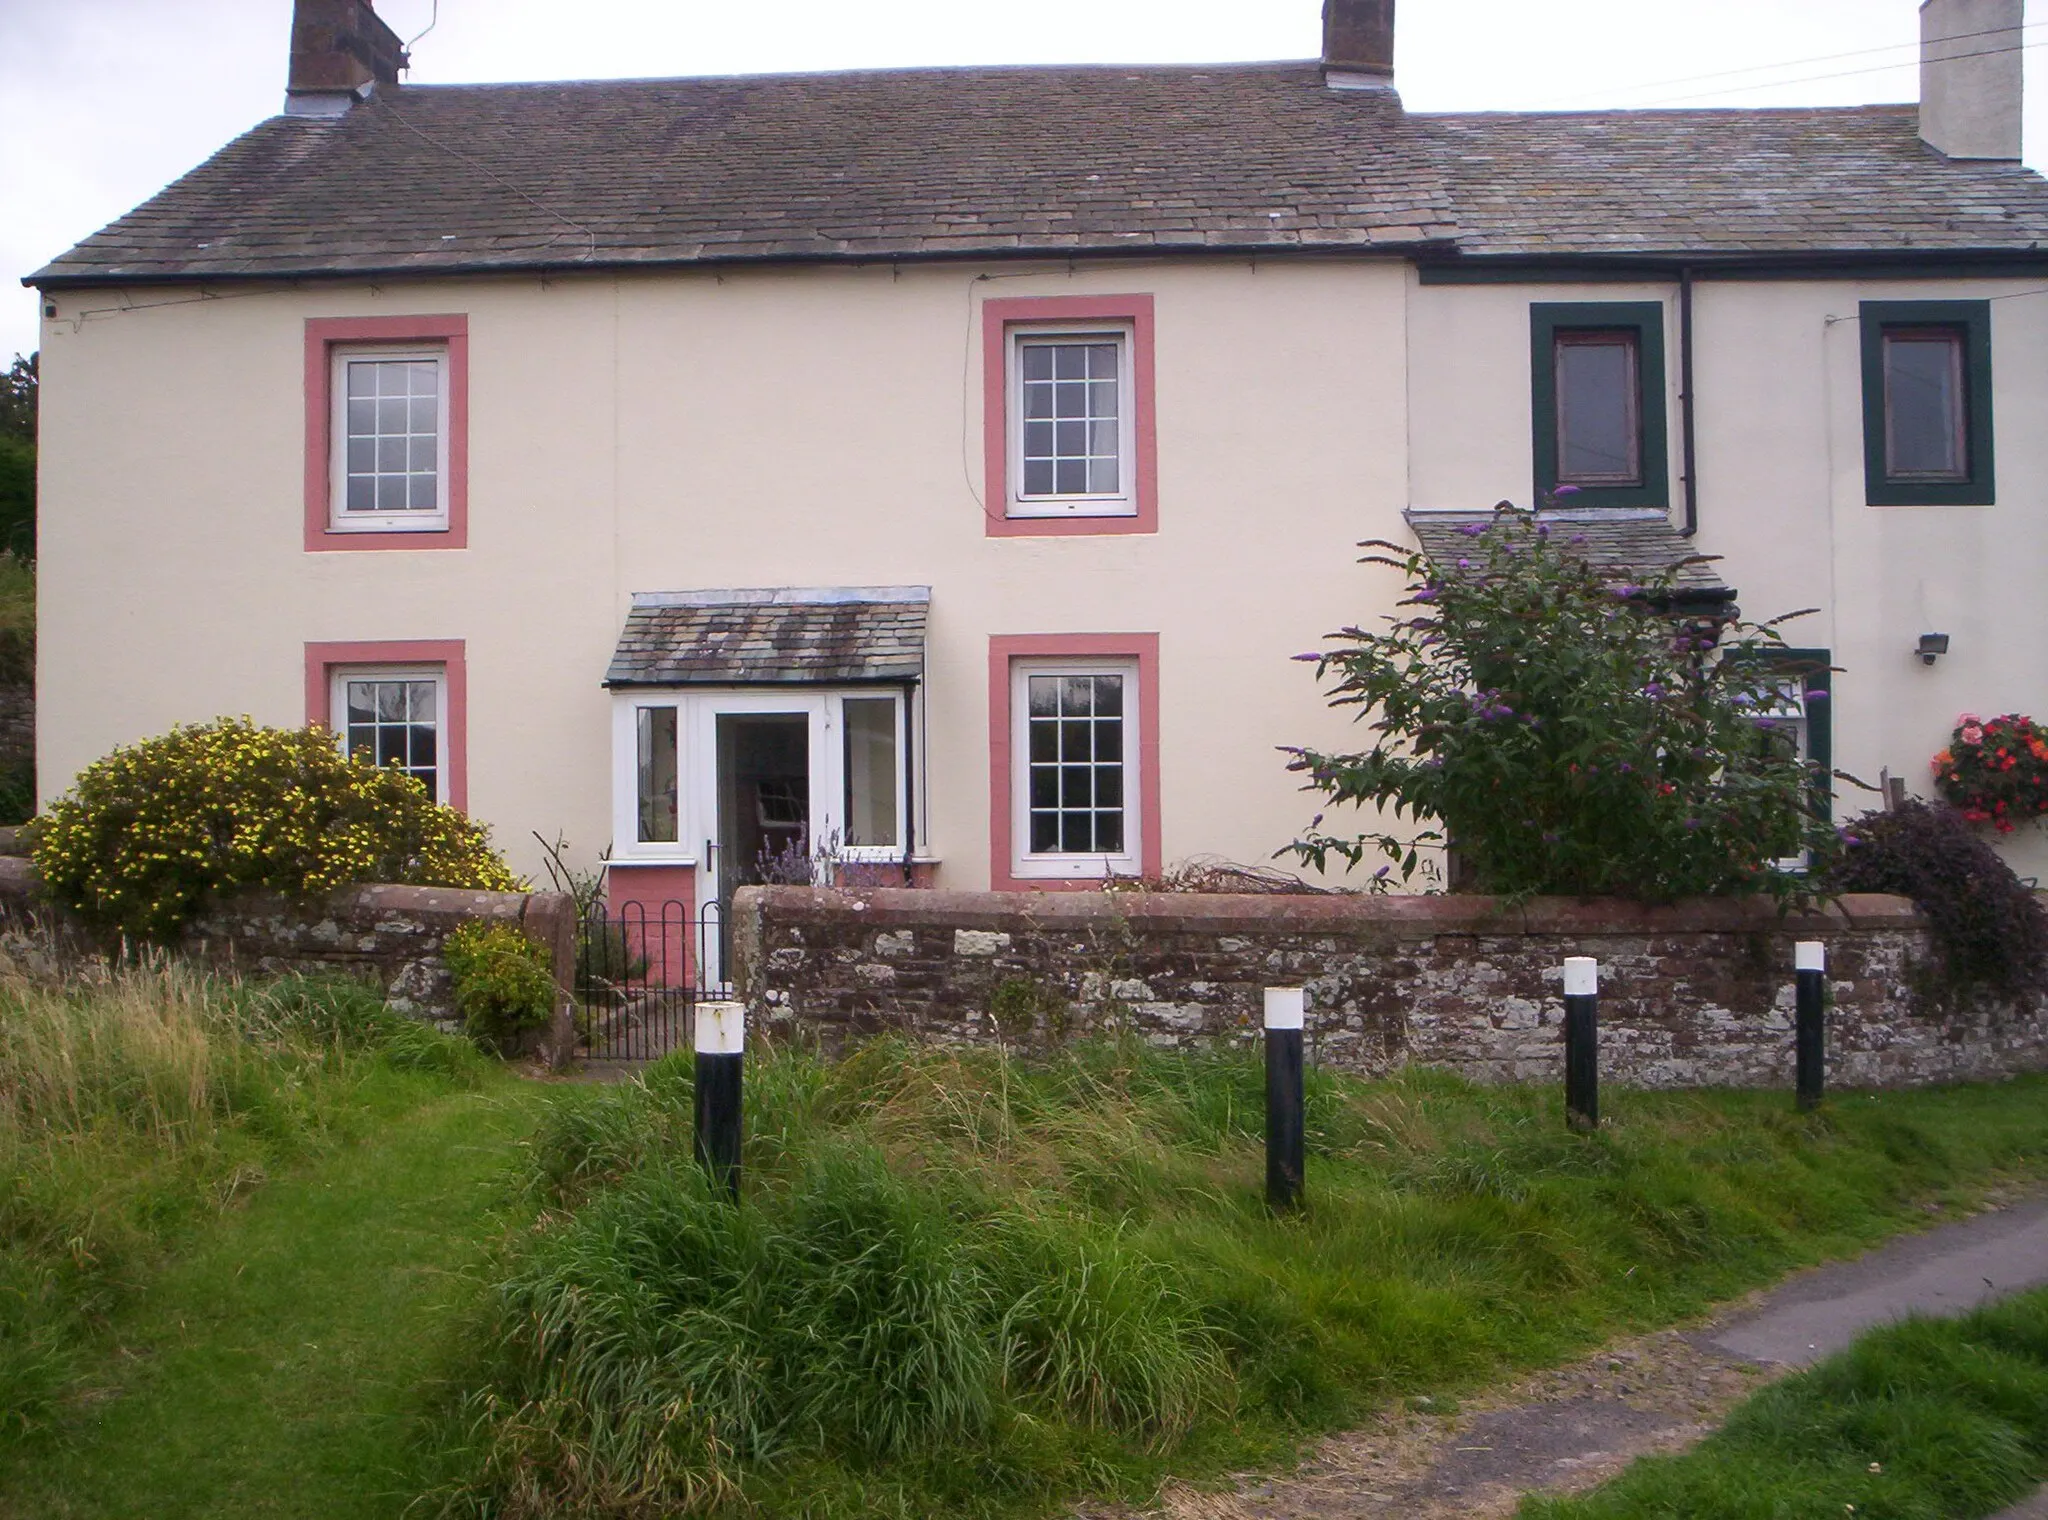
[0,952,488,1452]
[438,1037,2048,1519]
[1523,1285,2048,1519]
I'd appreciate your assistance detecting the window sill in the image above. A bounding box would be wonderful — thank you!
[610,852,700,869]
[309,525,467,552]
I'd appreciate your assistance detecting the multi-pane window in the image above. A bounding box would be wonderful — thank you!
[1009,329,1132,515]
[1554,331,1642,486]
[1881,328,1968,481]
[1018,667,1132,863]
[331,349,447,529]
[1859,301,1993,506]
[333,668,445,801]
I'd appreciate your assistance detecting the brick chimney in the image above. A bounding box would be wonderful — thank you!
[287,0,407,114]
[1920,0,2023,160]
[1323,0,1395,89]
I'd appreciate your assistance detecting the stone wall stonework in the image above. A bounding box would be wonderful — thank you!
[733,887,2048,1090]
[0,858,577,1066]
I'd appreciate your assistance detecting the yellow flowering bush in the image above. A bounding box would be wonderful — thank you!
[27,717,523,940]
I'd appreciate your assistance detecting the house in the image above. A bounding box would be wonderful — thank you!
[26,0,2048,975]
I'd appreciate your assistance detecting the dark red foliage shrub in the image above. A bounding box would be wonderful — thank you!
[1827,800,2048,999]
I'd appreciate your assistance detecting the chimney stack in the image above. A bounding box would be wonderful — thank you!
[1322,0,1395,90]
[287,0,407,114]
[1920,0,2023,160]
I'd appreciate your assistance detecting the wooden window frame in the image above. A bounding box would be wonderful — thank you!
[1859,300,1994,506]
[1530,302,1668,510]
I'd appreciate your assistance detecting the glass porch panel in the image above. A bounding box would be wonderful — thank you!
[842,697,899,848]
[636,706,679,844]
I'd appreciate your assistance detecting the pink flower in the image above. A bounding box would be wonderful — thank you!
[1962,726,1985,746]
[1957,711,1983,728]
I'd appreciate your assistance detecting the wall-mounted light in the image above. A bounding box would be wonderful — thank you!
[1916,632,1950,666]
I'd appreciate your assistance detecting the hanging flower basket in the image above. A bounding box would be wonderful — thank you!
[1931,712,2048,833]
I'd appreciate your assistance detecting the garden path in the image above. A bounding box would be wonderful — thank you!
[1122,1191,2048,1520]
[0,1075,546,1520]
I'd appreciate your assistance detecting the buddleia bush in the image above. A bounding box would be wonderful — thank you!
[1284,505,1844,901]
[27,717,522,940]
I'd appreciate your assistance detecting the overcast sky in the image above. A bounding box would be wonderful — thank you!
[2,0,2042,363]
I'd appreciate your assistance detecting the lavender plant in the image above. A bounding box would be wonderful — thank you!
[1283,506,1843,902]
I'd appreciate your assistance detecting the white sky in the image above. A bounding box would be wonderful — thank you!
[1,0,2042,363]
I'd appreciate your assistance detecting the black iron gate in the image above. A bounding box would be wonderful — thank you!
[575,898,722,1061]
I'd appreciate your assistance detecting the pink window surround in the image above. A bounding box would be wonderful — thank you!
[303,639,469,811]
[303,314,469,552]
[982,294,1158,537]
[987,633,1162,891]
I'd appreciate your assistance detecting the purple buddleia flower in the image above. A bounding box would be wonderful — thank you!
[1552,485,1582,498]
[1292,652,1321,662]
[1459,522,1488,537]
[1684,818,1702,830]
[1807,689,1829,702]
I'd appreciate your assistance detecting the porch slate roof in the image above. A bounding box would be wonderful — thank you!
[605,587,930,687]
[31,66,2048,289]
[1405,507,1731,597]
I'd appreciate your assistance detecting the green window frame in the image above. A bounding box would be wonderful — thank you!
[1859,300,1994,507]
[1530,302,1668,510]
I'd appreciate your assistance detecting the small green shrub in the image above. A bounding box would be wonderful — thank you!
[445,921,556,1049]
[27,717,523,941]
[1827,799,2048,998]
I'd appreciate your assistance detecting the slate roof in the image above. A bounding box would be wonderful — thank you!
[1405,507,1731,596]
[31,63,2048,289]
[606,588,930,687]
[1423,106,2048,256]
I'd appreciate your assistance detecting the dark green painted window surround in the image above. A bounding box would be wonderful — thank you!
[1858,300,1994,507]
[1726,645,1835,824]
[1530,302,1669,511]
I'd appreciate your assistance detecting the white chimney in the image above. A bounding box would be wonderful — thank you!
[1920,0,2024,160]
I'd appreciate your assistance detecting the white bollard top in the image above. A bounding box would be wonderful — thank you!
[1563,957,1598,997]
[1796,940,1826,973]
[1263,987,1306,1030]
[695,999,745,1056]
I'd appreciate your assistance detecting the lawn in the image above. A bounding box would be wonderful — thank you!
[0,961,547,1518]
[436,1038,2048,1520]
[1523,1284,2048,1520]
[6,966,2048,1520]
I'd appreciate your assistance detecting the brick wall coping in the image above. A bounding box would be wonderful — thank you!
[741,884,1926,938]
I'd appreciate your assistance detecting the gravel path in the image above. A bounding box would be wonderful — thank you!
[1095,1193,2048,1520]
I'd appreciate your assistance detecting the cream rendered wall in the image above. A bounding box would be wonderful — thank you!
[1406,271,2048,880]
[37,259,1413,887]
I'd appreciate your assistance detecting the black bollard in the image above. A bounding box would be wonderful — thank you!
[1264,987,1306,1210]
[1795,941,1826,1112]
[1563,956,1599,1133]
[693,999,744,1201]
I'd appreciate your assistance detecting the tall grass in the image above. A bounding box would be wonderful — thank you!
[0,951,483,1443]
[443,1038,2048,1519]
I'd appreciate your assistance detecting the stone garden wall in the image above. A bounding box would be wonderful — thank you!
[734,886,2048,1090]
[0,856,577,1066]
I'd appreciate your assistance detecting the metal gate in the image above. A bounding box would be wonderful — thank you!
[575,899,723,1062]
